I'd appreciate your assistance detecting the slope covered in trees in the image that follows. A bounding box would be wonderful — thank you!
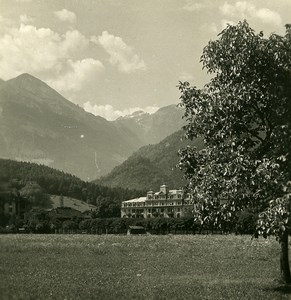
[97,130,204,190]
[0,159,144,217]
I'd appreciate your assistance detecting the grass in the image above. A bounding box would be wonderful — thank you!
[50,195,97,213]
[0,234,290,300]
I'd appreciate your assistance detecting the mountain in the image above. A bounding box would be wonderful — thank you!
[113,104,186,144]
[0,74,186,180]
[96,130,205,191]
[0,74,144,180]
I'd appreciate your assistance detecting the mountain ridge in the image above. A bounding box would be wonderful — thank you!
[0,73,185,180]
[113,104,186,145]
[0,73,144,180]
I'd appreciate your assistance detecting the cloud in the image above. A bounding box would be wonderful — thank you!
[179,72,195,82]
[83,102,159,121]
[96,31,147,73]
[0,15,12,30]
[48,58,104,93]
[221,19,235,29]
[220,2,282,26]
[255,8,282,26]
[0,24,89,80]
[54,9,76,23]
[183,1,206,12]
[20,14,34,24]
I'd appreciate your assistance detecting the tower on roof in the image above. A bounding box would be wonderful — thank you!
[160,184,168,195]
[147,190,154,199]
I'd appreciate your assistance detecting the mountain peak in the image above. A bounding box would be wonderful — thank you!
[6,73,65,102]
[116,110,148,121]
[11,73,45,84]
[17,72,35,79]
[127,110,148,119]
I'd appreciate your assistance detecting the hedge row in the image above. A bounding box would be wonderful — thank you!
[1,212,257,235]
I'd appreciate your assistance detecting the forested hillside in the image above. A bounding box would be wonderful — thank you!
[96,130,205,191]
[0,159,144,217]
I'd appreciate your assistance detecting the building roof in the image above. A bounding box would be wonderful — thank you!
[168,189,183,194]
[128,226,145,230]
[154,191,164,195]
[123,197,147,203]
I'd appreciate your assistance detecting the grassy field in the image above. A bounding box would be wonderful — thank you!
[0,234,290,300]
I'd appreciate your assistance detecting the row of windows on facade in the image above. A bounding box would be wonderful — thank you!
[122,200,192,208]
[125,213,182,219]
[147,194,183,200]
[123,207,180,214]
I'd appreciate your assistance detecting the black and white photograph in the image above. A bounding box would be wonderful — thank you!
[0,0,290,299]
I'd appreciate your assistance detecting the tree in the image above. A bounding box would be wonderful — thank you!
[20,182,50,208]
[178,21,291,283]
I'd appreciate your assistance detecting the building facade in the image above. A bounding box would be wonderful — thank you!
[0,191,26,219]
[121,185,193,218]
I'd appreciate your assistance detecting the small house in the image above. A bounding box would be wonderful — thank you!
[127,225,146,235]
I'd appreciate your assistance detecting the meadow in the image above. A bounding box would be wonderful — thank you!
[0,234,290,300]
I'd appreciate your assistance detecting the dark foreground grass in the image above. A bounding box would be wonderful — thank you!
[0,234,290,300]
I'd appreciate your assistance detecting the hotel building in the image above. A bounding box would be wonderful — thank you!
[121,184,193,218]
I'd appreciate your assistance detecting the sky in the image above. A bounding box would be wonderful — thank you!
[0,0,290,120]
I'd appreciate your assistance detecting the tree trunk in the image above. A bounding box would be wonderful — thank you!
[280,231,291,284]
